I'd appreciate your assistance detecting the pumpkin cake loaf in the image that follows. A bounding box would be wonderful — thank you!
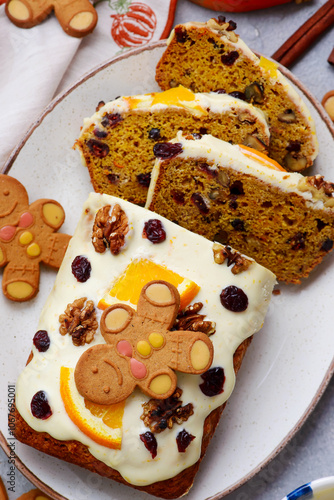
[74,86,270,205]
[146,133,334,284]
[155,18,318,171]
[13,193,275,499]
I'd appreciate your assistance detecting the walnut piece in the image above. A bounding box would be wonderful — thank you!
[141,388,194,433]
[213,242,252,274]
[59,297,98,346]
[174,302,216,336]
[298,176,334,208]
[92,204,129,255]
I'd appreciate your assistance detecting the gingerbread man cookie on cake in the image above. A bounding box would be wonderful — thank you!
[0,174,71,302]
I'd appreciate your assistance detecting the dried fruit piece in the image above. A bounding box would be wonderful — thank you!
[31,390,52,419]
[191,193,209,214]
[148,128,161,140]
[174,26,190,44]
[137,173,151,187]
[93,128,107,138]
[321,238,333,252]
[101,113,123,128]
[221,51,239,66]
[229,91,246,101]
[33,330,50,352]
[86,139,109,158]
[140,431,158,458]
[220,285,248,312]
[176,429,195,452]
[199,367,225,397]
[71,255,91,283]
[171,190,185,205]
[153,143,183,159]
[143,219,166,244]
[231,218,245,231]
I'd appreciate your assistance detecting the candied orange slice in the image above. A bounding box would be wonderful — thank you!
[98,258,200,311]
[60,367,124,449]
[239,144,286,172]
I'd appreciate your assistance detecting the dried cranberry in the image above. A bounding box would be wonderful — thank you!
[148,128,161,140]
[220,285,248,312]
[199,127,208,135]
[153,142,183,159]
[175,26,190,44]
[229,198,238,210]
[71,255,91,283]
[191,193,209,214]
[289,232,306,250]
[231,218,245,231]
[31,391,52,419]
[172,190,185,205]
[86,139,109,158]
[143,219,166,244]
[215,89,226,94]
[321,238,333,252]
[140,431,157,458]
[286,141,301,153]
[137,173,151,187]
[230,181,244,195]
[316,219,327,231]
[93,128,107,138]
[107,173,120,184]
[101,113,123,128]
[33,330,50,352]
[229,91,246,101]
[199,367,225,397]
[176,429,195,452]
[221,51,239,66]
[199,162,217,178]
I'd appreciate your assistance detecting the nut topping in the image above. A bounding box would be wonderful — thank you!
[298,176,334,207]
[213,242,252,274]
[92,204,129,255]
[59,297,98,346]
[175,302,216,336]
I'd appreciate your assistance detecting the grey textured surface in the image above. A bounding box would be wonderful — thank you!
[1,1,333,499]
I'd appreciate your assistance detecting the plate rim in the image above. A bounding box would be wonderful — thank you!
[2,40,334,500]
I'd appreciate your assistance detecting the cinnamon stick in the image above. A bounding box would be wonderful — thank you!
[272,0,334,67]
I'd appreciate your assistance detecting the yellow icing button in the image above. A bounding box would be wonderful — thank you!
[19,230,33,245]
[42,203,64,227]
[148,332,164,349]
[149,374,172,395]
[27,242,41,257]
[7,281,33,300]
[190,340,211,371]
[137,340,151,357]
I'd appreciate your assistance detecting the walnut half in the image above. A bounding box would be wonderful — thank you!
[59,297,98,346]
[213,242,252,274]
[92,204,129,255]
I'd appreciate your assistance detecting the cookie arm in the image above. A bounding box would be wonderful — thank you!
[0,245,7,267]
[42,232,71,268]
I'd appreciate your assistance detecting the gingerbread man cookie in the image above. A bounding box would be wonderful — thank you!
[0,174,71,302]
[16,489,52,500]
[75,280,214,404]
[5,0,97,38]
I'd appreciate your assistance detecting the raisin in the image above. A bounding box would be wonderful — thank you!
[208,37,220,49]
[71,255,91,283]
[231,219,245,231]
[199,367,225,397]
[93,128,107,138]
[174,26,190,44]
[215,89,226,94]
[321,238,333,252]
[220,285,248,312]
[199,163,217,178]
[148,128,161,140]
[316,219,327,231]
[230,181,244,195]
[140,431,157,458]
[176,429,195,452]
[172,190,185,205]
[107,173,120,184]
[289,232,306,250]
[31,391,52,419]
[101,113,123,128]
[221,51,239,66]
[229,91,246,101]
[86,139,109,158]
[143,219,166,244]
[199,127,208,135]
[153,143,183,159]
[191,193,209,214]
[33,330,50,352]
[137,173,151,187]
[229,198,238,209]
[286,141,301,153]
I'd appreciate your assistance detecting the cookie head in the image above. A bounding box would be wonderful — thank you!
[0,175,29,225]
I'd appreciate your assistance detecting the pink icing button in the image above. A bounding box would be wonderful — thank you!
[117,340,133,357]
[19,212,33,228]
[130,358,147,379]
[0,225,16,241]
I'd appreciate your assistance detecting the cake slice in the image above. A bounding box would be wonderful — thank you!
[14,193,275,499]
[74,86,270,205]
[146,133,334,284]
[155,18,318,171]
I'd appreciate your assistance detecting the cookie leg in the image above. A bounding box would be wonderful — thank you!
[2,260,40,301]
[5,0,53,29]
[167,331,214,374]
[53,0,97,38]
[142,367,177,400]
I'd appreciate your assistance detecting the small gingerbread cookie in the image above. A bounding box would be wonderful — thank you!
[322,90,334,122]
[0,174,71,302]
[75,280,214,404]
[5,0,97,38]
[0,476,8,500]
[16,489,52,500]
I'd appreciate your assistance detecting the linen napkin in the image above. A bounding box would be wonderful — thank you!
[0,0,176,169]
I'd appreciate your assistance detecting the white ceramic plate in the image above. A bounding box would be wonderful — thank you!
[1,41,334,500]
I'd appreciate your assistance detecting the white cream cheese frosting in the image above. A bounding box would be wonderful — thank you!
[16,193,275,486]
